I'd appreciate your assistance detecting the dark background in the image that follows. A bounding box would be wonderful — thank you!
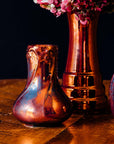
[0,0,113,80]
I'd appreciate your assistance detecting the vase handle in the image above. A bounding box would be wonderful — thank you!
[26,46,39,88]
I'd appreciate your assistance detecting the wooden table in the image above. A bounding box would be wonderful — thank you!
[0,79,114,144]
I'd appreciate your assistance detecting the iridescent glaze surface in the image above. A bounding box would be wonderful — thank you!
[62,13,107,112]
[13,45,72,126]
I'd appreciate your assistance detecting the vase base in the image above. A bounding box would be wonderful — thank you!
[71,97,111,114]
[23,122,64,128]
[23,124,35,128]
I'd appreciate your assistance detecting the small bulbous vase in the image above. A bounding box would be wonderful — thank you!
[13,45,72,126]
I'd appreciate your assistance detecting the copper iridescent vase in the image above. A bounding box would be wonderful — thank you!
[13,45,72,126]
[62,13,107,113]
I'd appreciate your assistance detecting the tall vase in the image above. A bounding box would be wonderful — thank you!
[62,13,107,113]
[13,45,72,126]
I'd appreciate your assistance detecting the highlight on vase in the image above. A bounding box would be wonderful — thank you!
[33,0,110,113]
[13,44,72,126]
[62,13,108,112]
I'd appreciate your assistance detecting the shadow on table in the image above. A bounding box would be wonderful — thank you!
[46,114,114,144]
[46,129,73,144]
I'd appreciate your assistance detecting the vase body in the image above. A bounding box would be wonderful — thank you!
[13,45,72,126]
[62,13,107,112]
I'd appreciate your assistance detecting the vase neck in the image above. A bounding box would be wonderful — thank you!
[65,13,99,74]
[26,45,58,88]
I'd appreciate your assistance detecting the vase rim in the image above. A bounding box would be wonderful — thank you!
[27,44,58,53]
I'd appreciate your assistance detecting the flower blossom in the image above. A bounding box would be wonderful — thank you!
[50,4,57,13]
[34,0,108,24]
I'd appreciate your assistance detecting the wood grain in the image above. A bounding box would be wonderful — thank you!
[0,79,82,144]
[0,79,112,144]
[46,115,114,144]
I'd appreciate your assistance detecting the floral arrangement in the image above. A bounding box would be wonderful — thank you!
[34,0,108,24]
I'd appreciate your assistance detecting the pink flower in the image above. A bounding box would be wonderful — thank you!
[61,3,67,12]
[56,10,62,17]
[61,0,72,12]
[34,0,42,4]
[54,0,58,5]
[101,3,105,8]
[85,4,89,8]
[96,7,101,11]
[34,0,108,25]
[62,0,69,5]
[66,4,72,12]
[80,19,88,25]
[33,0,37,3]
[103,0,107,3]
[77,0,80,3]
[50,6,57,13]
[38,0,54,4]
[48,0,54,4]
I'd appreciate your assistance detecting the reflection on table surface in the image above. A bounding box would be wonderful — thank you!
[0,79,114,144]
[47,115,114,144]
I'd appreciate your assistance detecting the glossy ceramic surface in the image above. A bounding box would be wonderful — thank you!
[62,13,107,112]
[13,45,72,126]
